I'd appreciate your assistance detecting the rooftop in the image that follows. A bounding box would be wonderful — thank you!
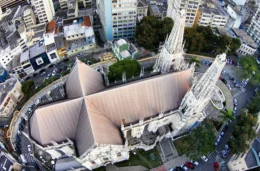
[116,39,127,47]
[45,20,56,34]
[120,50,131,58]
[6,30,20,50]
[20,50,29,63]
[63,16,91,26]
[66,38,87,51]
[232,28,258,49]
[30,59,192,156]
[200,5,228,16]
[0,78,17,105]
[29,43,46,58]
[137,0,148,7]
[54,34,65,49]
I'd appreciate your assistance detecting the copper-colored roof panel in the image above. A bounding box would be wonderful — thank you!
[86,69,192,126]
[81,16,91,27]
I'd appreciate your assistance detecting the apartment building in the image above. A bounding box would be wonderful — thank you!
[198,4,228,27]
[137,0,148,21]
[247,6,260,45]
[31,0,55,23]
[167,0,201,27]
[0,0,28,12]
[59,0,91,9]
[233,28,258,57]
[0,78,23,117]
[63,16,96,56]
[23,6,36,29]
[97,0,137,40]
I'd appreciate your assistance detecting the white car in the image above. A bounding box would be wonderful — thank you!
[181,164,188,170]
[227,84,232,90]
[222,70,227,75]
[191,160,199,166]
[201,155,208,162]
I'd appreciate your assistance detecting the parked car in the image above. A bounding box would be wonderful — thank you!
[221,78,227,84]
[214,162,219,171]
[222,150,228,158]
[175,167,185,171]
[181,164,188,170]
[201,155,208,162]
[40,71,46,76]
[227,84,232,90]
[234,99,238,106]
[185,162,195,169]
[191,160,199,166]
[222,70,227,75]
[222,125,228,132]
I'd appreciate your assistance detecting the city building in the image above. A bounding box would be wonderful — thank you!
[43,20,60,63]
[232,28,258,57]
[0,151,22,170]
[23,6,36,29]
[0,0,28,12]
[67,0,79,18]
[0,78,23,117]
[167,0,201,27]
[59,0,91,9]
[137,0,148,21]
[28,41,51,71]
[112,39,140,60]
[247,5,260,45]
[26,23,46,47]
[97,0,137,40]
[54,34,67,58]
[198,3,229,27]
[10,51,35,79]
[63,16,96,56]
[31,0,55,23]
[0,30,28,70]
[226,4,242,29]
[149,0,167,19]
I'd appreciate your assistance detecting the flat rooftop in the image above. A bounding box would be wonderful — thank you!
[232,28,258,49]
[200,5,228,16]
[29,43,46,58]
[0,78,17,105]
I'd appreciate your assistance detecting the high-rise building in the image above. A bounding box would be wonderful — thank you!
[0,0,28,12]
[167,0,201,27]
[31,0,55,23]
[247,6,260,45]
[97,0,137,40]
[23,6,36,29]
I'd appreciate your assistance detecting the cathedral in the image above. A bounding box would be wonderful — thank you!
[27,4,227,171]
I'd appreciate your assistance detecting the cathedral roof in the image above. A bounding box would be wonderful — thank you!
[30,60,192,156]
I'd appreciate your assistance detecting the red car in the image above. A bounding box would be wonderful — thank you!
[185,161,195,169]
[214,162,219,171]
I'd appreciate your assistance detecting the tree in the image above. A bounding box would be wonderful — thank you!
[187,57,200,68]
[185,120,216,159]
[229,111,257,154]
[249,93,260,114]
[22,80,35,97]
[108,60,141,82]
[135,16,173,50]
[219,109,235,122]
[239,56,260,85]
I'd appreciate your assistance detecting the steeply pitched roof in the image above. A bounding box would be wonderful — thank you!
[65,59,105,99]
[30,60,192,157]
[137,0,148,7]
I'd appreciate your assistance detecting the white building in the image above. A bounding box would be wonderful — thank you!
[23,6,36,29]
[0,78,23,117]
[31,0,55,23]
[247,6,260,45]
[43,20,60,63]
[67,0,79,18]
[226,5,242,29]
[97,0,137,40]
[59,0,90,9]
[63,16,96,56]
[137,0,148,22]
[167,0,201,27]
[232,28,258,57]
[198,4,229,27]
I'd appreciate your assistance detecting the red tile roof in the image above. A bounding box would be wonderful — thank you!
[46,20,56,34]
[81,16,91,27]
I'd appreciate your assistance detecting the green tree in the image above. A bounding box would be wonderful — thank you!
[108,60,141,82]
[185,120,216,159]
[229,111,257,154]
[219,109,235,122]
[187,57,201,68]
[21,80,35,97]
[248,93,260,114]
[238,56,260,85]
[135,16,173,50]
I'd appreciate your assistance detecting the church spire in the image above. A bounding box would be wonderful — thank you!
[179,53,227,119]
[153,9,187,73]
